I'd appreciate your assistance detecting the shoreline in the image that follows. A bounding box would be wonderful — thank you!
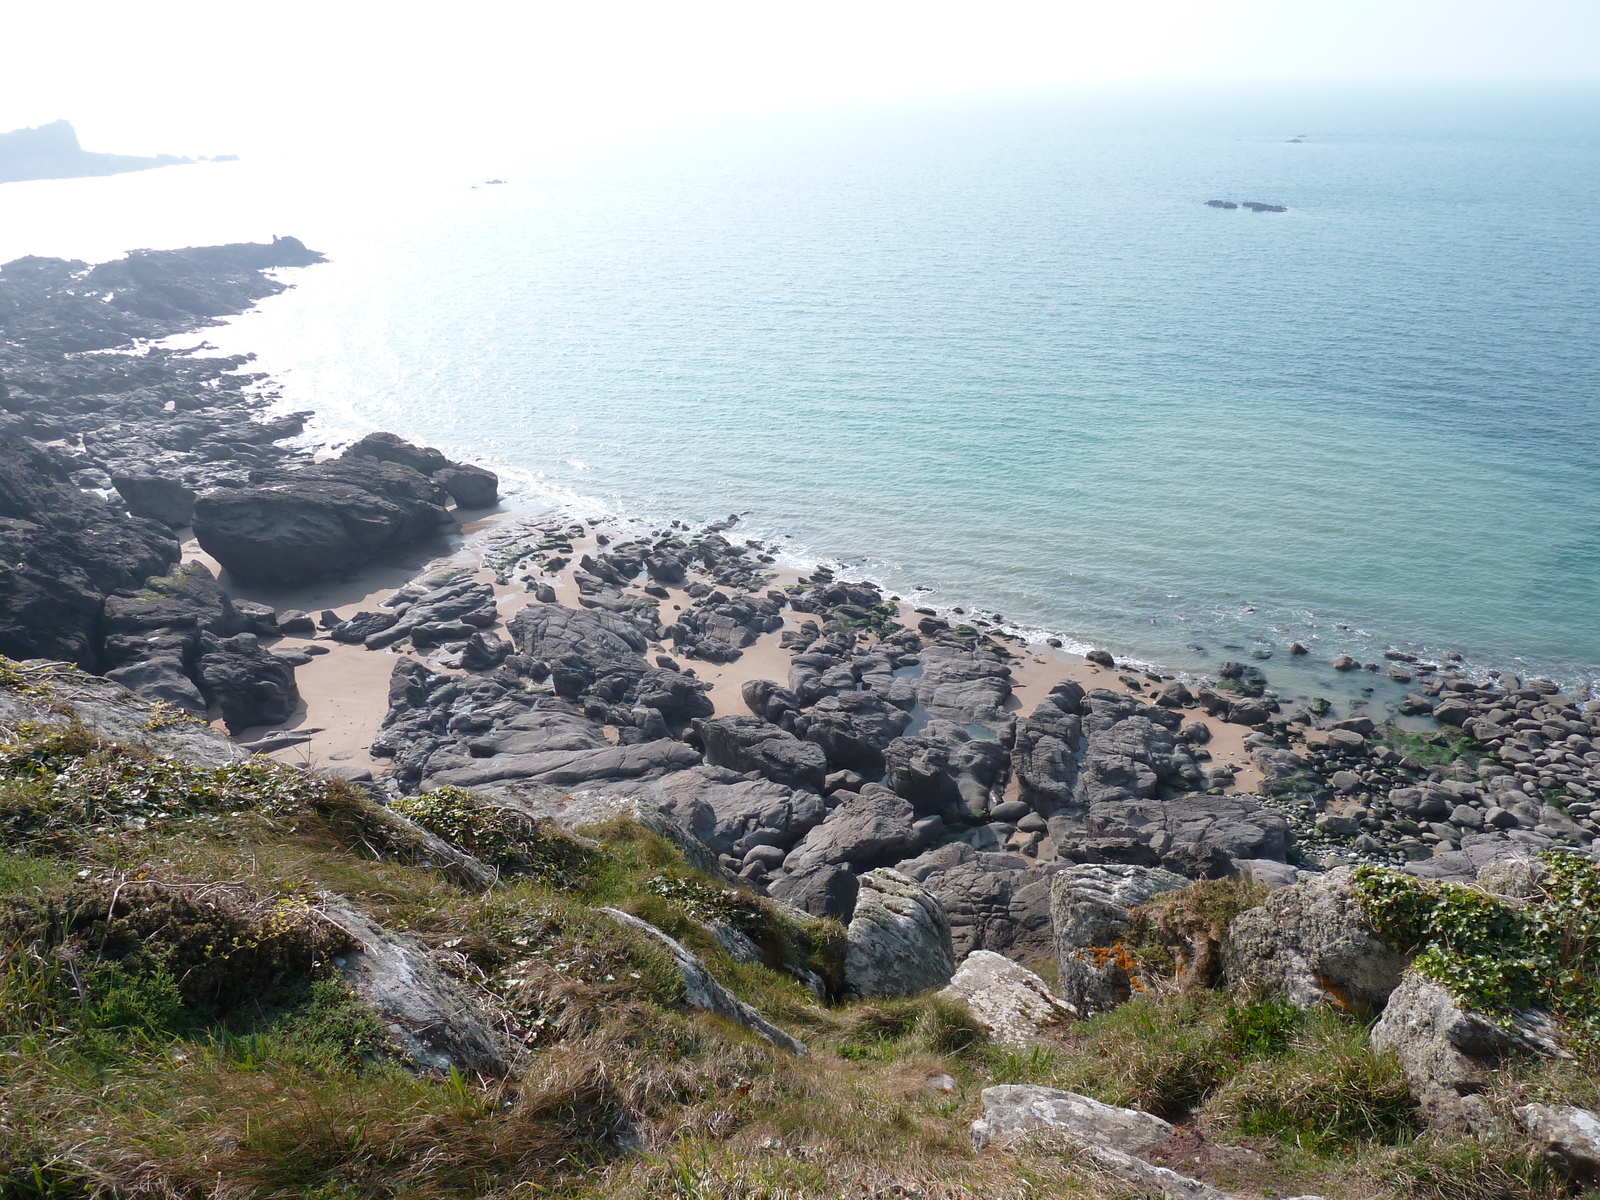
[3,237,1596,887]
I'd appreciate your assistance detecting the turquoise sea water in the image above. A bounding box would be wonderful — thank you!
[4,85,1599,700]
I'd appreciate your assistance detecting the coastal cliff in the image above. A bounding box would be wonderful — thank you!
[0,238,1596,1200]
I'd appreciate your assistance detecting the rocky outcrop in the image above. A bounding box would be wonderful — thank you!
[192,456,457,586]
[884,718,1007,821]
[799,691,913,778]
[782,787,918,875]
[695,715,828,792]
[324,899,509,1076]
[600,908,808,1054]
[1223,866,1406,1012]
[1051,864,1189,1017]
[938,951,1073,1045]
[0,438,179,667]
[914,642,1014,732]
[197,632,300,733]
[844,868,955,999]
[596,765,825,862]
[1013,680,1085,811]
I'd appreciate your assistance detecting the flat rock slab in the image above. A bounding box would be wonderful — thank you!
[971,1084,1175,1154]
[322,898,508,1076]
[599,908,807,1055]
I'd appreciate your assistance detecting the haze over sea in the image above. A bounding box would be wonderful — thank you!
[4,85,1598,704]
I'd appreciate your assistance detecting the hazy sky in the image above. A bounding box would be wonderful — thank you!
[4,1,1599,164]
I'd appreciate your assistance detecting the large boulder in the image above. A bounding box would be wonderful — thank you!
[104,653,207,717]
[111,472,196,528]
[1073,792,1294,877]
[192,456,456,585]
[432,463,499,508]
[197,632,299,733]
[914,642,1014,732]
[695,715,828,792]
[508,603,650,700]
[782,787,917,874]
[1516,1104,1600,1183]
[1075,691,1205,805]
[844,868,956,999]
[767,863,860,921]
[970,1085,1174,1155]
[600,908,807,1054]
[1223,866,1406,1012]
[102,561,236,640]
[938,951,1074,1046]
[801,691,914,778]
[1051,863,1189,1017]
[600,765,825,860]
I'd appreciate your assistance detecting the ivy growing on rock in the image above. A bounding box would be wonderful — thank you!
[1353,853,1600,1048]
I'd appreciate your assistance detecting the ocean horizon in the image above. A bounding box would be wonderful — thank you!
[4,82,1598,706]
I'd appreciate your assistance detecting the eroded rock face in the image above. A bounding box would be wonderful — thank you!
[938,951,1073,1046]
[801,691,914,778]
[0,438,179,666]
[324,899,509,1076]
[1223,866,1406,1012]
[508,603,650,699]
[898,841,1065,965]
[844,868,955,999]
[599,908,808,1055]
[1050,863,1189,1017]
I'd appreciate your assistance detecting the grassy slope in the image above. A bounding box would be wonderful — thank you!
[0,667,1595,1200]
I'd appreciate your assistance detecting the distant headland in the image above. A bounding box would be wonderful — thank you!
[0,119,233,185]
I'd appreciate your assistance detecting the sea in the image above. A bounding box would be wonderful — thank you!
[3,84,1598,709]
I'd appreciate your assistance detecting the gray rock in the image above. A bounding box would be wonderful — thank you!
[897,840,1064,964]
[914,642,1015,732]
[1013,680,1085,811]
[938,951,1073,1046]
[1075,792,1293,876]
[1223,866,1406,1012]
[610,765,825,859]
[112,472,196,528]
[1516,1104,1600,1182]
[802,691,914,777]
[784,787,917,872]
[1050,863,1190,1017]
[198,632,300,733]
[844,868,956,998]
[324,898,508,1075]
[969,1084,1174,1154]
[432,462,499,508]
[695,714,829,792]
[105,653,207,717]
[767,863,860,921]
[507,602,650,699]
[599,908,808,1054]
[884,718,1007,820]
[421,738,701,790]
